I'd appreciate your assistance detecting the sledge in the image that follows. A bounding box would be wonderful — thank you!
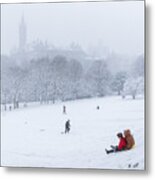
[106,145,136,154]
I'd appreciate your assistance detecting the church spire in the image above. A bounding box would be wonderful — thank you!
[19,14,27,51]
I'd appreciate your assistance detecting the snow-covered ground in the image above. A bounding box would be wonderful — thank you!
[1,96,145,170]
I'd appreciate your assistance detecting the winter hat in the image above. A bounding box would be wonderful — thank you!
[117,132,123,138]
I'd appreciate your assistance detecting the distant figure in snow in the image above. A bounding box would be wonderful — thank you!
[124,129,135,150]
[9,106,12,111]
[63,105,66,114]
[96,106,100,110]
[105,133,127,154]
[65,119,71,134]
[23,102,27,108]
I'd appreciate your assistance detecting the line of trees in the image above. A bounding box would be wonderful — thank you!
[1,54,144,109]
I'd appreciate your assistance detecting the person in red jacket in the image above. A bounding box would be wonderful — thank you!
[105,133,127,154]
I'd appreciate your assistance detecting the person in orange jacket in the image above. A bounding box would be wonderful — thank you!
[105,133,127,154]
[124,129,135,150]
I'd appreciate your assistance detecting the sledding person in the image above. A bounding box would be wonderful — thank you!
[105,133,127,154]
[65,119,71,134]
[124,129,135,150]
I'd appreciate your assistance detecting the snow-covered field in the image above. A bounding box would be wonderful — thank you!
[1,96,145,170]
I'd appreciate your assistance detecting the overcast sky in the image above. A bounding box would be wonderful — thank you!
[1,1,144,56]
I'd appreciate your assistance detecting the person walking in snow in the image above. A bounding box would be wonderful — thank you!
[63,105,66,114]
[96,106,100,110]
[9,105,12,111]
[65,119,71,134]
[105,132,127,154]
[124,129,135,150]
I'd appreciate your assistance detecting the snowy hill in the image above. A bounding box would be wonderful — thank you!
[1,96,144,170]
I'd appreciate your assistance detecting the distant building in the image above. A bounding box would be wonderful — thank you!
[8,15,87,66]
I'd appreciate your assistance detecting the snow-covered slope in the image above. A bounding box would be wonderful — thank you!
[1,96,144,170]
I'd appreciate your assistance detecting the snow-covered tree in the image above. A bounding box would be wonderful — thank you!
[1,56,16,108]
[111,71,127,95]
[1,71,11,110]
[132,55,144,77]
[68,59,83,99]
[123,77,144,99]
[86,60,111,97]
[8,66,27,108]
[50,55,69,102]
[123,54,144,99]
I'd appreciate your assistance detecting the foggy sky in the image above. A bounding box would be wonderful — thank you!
[1,1,144,56]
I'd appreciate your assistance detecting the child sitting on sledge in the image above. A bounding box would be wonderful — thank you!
[105,132,127,154]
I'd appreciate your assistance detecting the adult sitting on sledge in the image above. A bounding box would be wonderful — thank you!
[124,129,135,150]
[105,133,127,154]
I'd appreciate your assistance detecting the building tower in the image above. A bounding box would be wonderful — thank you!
[19,14,27,51]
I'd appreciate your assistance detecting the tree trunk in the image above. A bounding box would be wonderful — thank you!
[4,104,7,111]
[13,97,16,109]
[132,94,136,99]
[122,95,125,99]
